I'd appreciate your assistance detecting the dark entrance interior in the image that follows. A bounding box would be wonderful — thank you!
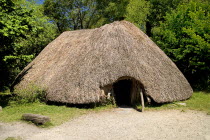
[113,79,132,106]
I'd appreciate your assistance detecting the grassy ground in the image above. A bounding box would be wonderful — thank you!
[0,101,115,127]
[0,91,209,127]
[144,91,210,114]
[0,103,85,127]
[0,90,115,127]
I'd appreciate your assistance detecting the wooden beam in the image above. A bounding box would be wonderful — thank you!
[140,90,145,112]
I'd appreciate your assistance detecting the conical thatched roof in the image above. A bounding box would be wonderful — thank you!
[12,21,193,104]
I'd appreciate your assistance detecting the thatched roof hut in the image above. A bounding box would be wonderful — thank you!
[12,21,193,105]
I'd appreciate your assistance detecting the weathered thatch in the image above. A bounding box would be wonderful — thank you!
[12,21,193,104]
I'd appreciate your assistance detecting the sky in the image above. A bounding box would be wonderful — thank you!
[36,0,44,4]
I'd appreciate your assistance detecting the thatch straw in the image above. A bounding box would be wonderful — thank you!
[12,21,193,104]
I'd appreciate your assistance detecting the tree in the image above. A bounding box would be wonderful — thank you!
[125,0,150,31]
[98,0,129,22]
[98,0,150,31]
[43,0,150,32]
[145,0,185,36]
[18,0,58,55]
[0,0,57,90]
[0,0,33,89]
[152,1,210,90]
[44,0,104,33]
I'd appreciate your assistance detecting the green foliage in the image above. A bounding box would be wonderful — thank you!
[97,0,150,31]
[125,0,150,31]
[43,0,150,32]
[0,0,33,88]
[152,1,210,90]
[145,0,208,35]
[44,0,104,32]
[17,0,58,55]
[100,0,129,22]
[12,83,46,104]
[0,0,57,89]
[146,0,183,35]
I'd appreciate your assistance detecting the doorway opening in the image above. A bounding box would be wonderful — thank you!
[113,79,132,106]
[100,77,150,109]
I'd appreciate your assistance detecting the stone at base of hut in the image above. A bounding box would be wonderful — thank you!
[22,113,50,125]
[0,106,2,112]
[176,103,187,106]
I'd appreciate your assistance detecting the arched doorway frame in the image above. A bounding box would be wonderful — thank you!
[100,76,148,106]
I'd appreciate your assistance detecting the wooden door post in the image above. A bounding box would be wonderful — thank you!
[140,89,145,112]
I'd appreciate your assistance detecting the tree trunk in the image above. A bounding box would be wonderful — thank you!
[146,22,152,37]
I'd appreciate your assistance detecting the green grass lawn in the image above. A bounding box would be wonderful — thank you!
[0,90,115,127]
[0,91,209,127]
[0,103,85,127]
[144,91,210,114]
[0,101,115,127]
[183,91,210,113]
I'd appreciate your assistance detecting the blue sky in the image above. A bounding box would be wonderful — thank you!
[36,0,44,4]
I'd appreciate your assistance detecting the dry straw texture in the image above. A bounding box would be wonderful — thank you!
[12,21,193,104]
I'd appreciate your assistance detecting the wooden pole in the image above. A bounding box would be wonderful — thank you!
[140,89,145,112]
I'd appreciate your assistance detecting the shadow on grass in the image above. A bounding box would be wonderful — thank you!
[46,101,114,109]
[193,89,210,94]
[0,94,13,108]
[47,100,170,112]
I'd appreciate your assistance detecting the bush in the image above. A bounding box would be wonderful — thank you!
[152,1,210,90]
[12,83,46,104]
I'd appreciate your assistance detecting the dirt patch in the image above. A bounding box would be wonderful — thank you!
[0,109,210,140]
